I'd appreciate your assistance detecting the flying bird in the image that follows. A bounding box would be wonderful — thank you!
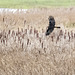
[46,16,60,36]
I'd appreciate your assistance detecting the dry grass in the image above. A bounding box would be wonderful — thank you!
[0,7,75,31]
[0,26,75,75]
[0,49,75,75]
[0,8,75,75]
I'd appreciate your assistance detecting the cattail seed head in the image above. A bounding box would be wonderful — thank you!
[8,30,11,34]
[56,36,59,42]
[36,33,39,38]
[22,43,24,49]
[27,39,29,45]
[0,33,2,39]
[25,29,27,34]
[42,42,43,48]
[71,31,73,39]
[74,33,75,38]
[24,20,26,25]
[64,35,66,39]
[34,28,38,35]
[21,28,23,32]
[29,29,32,34]
[39,38,41,43]
[51,35,53,42]
[69,35,70,42]
[22,34,24,39]
[42,29,44,33]
[18,28,19,33]
[59,30,63,36]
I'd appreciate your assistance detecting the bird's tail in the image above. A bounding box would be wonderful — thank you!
[54,26,60,28]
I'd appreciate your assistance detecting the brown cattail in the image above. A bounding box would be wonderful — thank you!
[3,39,5,45]
[34,28,38,35]
[8,30,11,34]
[16,32,18,36]
[64,35,66,39]
[12,30,15,36]
[5,39,7,46]
[3,29,5,35]
[42,29,44,33]
[24,20,26,25]
[0,33,2,39]
[24,29,27,34]
[39,51,40,54]
[74,33,75,38]
[18,28,19,33]
[20,40,21,44]
[65,30,67,34]
[42,42,43,48]
[44,48,46,53]
[3,17,4,22]
[69,35,70,42]
[34,28,36,34]
[68,32,70,36]
[52,32,55,38]
[56,36,59,43]
[59,30,63,36]
[27,39,29,45]
[21,28,23,32]
[68,32,70,41]
[28,25,29,30]
[22,34,25,39]
[1,40,2,43]
[29,29,32,34]
[36,33,39,38]
[18,36,20,41]
[14,36,16,42]
[39,38,41,43]
[22,43,24,49]
[71,31,73,39]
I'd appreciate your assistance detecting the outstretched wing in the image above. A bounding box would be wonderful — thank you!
[45,26,54,36]
[45,16,60,36]
[46,16,55,36]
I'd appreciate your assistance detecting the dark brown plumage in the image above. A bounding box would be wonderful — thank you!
[46,16,60,36]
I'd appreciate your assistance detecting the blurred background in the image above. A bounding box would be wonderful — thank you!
[0,0,75,8]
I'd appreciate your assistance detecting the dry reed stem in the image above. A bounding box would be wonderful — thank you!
[0,26,75,75]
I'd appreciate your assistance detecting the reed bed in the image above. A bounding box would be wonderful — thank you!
[0,26,75,75]
[0,8,75,75]
[0,26,75,52]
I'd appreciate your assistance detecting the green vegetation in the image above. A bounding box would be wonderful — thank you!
[0,0,75,8]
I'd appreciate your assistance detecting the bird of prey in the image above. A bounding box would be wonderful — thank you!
[46,16,60,36]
